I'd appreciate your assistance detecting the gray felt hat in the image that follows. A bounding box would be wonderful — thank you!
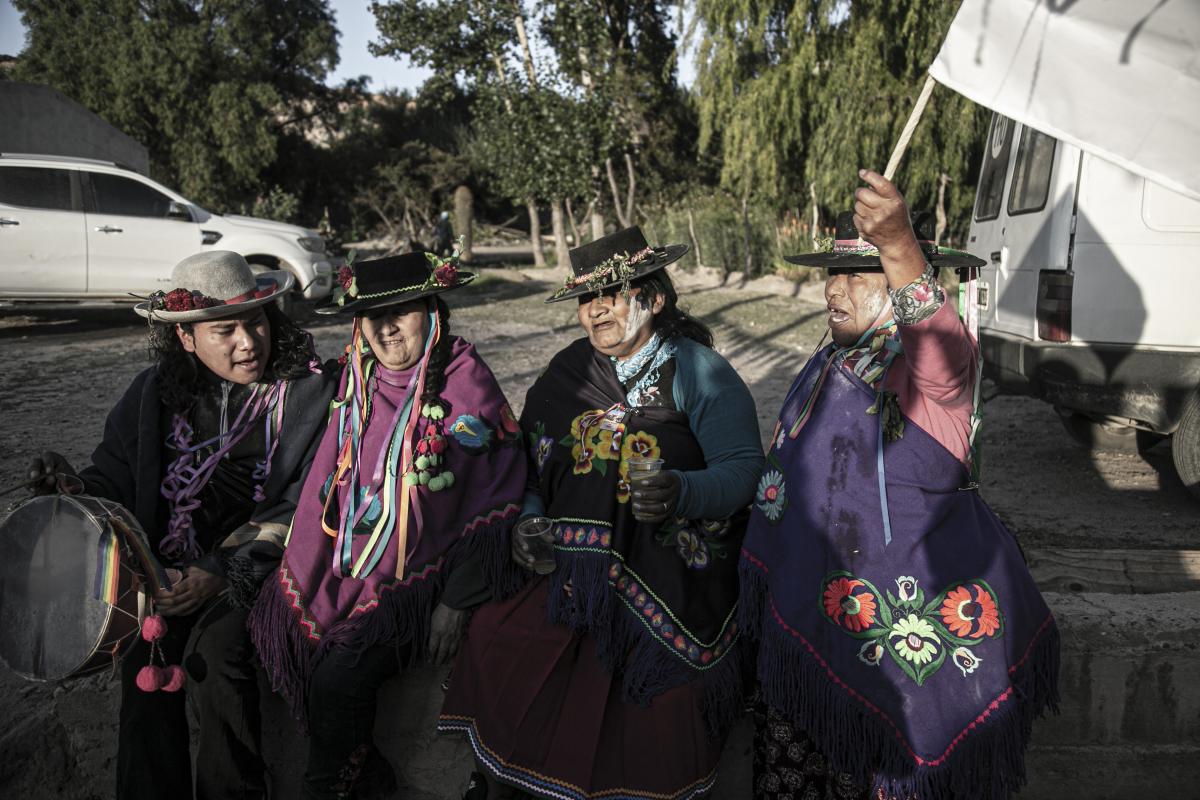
[134,251,294,323]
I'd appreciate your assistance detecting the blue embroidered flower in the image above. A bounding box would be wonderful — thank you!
[451,414,493,453]
[755,469,788,523]
[676,530,711,569]
[535,435,554,473]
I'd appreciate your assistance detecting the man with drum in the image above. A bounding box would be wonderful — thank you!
[27,251,336,800]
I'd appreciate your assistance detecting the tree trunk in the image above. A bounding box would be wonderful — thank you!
[605,157,630,228]
[550,199,570,268]
[622,152,637,225]
[741,193,753,275]
[935,172,950,247]
[809,182,820,250]
[687,208,702,268]
[514,11,538,86]
[527,198,545,267]
[453,185,474,262]
[590,200,605,241]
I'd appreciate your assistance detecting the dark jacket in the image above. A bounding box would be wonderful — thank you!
[80,365,336,606]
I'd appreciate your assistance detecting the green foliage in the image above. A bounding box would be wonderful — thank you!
[243,185,301,223]
[13,0,340,211]
[693,0,988,240]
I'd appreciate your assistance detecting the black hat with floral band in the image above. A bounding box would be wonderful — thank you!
[546,225,689,303]
[315,238,476,315]
[135,250,294,323]
[784,211,985,271]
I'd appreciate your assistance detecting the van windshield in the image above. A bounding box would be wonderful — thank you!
[975,114,1014,222]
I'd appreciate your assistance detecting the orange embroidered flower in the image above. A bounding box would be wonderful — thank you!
[621,430,660,462]
[941,584,1001,639]
[822,577,877,632]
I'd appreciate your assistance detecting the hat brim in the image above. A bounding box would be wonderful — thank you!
[314,272,478,316]
[545,244,690,304]
[783,248,987,270]
[134,270,295,322]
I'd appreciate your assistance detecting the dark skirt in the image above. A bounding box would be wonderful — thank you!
[440,579,725,800]
[753,701,874,800]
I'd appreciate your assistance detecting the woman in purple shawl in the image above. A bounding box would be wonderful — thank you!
[249,247,526,799]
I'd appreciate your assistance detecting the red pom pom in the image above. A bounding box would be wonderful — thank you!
[429,437,447,454]
[136,665,164,693]
[416,439,430,454]
[160,664,187,692]
[337,265,354,290]
[435,263,457,286]
[141,614,168,642]
[164,288,195,312]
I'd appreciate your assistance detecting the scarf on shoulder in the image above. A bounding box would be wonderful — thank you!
[250,333,525,725]
[522,337,746,734]
[740,335,1059,800]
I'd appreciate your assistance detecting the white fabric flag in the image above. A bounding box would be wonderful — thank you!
[930,0,1200,201]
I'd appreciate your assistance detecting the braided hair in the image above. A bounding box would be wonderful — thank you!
[149,304,316,413]
[633,272,714,349]
[421,296,453,411]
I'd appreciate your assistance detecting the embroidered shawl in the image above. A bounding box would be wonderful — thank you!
[250,336,525,724]
[522,337,746,732]
[740,344,1059,800]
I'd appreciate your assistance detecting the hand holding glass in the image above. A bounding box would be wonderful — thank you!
[515,516,556,575]
[626,457,665,522]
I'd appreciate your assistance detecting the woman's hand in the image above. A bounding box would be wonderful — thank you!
[154,566,226,617]
[26,451,78,495]
[511,520,539,570]
[631,471,681,524]
[428,602,467,664]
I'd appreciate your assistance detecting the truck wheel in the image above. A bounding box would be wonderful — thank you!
[1056,408,1164,454]
[1173,391,1200,500]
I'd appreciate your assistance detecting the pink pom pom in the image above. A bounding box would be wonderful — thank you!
[136,665,164,693]
[160,664,187,692]
[429,437,447,454]
[141,614,168,642]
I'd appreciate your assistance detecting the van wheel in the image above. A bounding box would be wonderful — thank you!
[1055,408,1164,454]
[1173,392,1200,500]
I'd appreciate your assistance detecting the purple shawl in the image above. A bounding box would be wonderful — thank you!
[250,336,525,723]
[739,345,1059,800]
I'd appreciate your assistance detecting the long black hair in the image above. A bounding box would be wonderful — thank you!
[421,297,453,409]
[634,271,714,349]
[148,304,316,413]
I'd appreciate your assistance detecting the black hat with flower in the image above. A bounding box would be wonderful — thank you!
[546,225,689,303]
[784,211,986,271]
[316,237,476,316]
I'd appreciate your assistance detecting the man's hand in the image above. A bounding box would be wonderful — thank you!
[154,566,226,617]
[26,451,78,496]
[853,169,927,289]
[428,602,467,665]
[631,470,681,524]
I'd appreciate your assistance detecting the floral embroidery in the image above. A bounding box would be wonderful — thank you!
[889,262,944,326]
[822,577,878,632]
[450,414,493,453]
[819,571,1004,686]
[755,465,788,524]
[654,517,730,569]
[528,422,555,475]
[561,406,626,477]
[616,429,661,504]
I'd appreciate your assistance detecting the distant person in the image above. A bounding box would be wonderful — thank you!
[433,210,454,256]
[249,249,526,799]
[440,227,764,799]
[27,252,335,800]
[739,171,1060,799]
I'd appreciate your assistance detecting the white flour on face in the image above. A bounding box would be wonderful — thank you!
[621,294,652,345]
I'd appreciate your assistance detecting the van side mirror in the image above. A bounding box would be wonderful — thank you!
[167,201,192,221]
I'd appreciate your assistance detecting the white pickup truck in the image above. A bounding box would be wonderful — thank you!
[0,153,333,304]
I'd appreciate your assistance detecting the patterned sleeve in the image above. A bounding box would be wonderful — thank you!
[889,262,944,326]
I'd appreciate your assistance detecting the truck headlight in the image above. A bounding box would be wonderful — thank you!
[297,236,326,254]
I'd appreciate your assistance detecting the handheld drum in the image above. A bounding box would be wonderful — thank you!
[0,494,166,681]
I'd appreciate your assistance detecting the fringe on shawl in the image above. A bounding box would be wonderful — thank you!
[738,556,1061,800]
[542,547,747,740]
[248,509,517,731]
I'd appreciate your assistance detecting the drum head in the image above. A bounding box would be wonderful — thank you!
[0,495,130,680]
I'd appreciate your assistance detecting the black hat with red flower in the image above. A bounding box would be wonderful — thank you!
[315,241,476,316]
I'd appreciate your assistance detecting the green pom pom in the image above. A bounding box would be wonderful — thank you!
[421,403,432,418]
[428,406,445,421]
[418,471,431,485]
[428,475,445,492]
[442,471,455,487]
[415,455,430,471]
[403,472,418,487]
[427,454,439,467]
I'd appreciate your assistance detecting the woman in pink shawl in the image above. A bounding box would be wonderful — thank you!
[250,248,526,799]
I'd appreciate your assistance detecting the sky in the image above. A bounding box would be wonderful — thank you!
[1,0,695,91]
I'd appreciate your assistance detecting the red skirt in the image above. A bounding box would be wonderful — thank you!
[439,579,724,799]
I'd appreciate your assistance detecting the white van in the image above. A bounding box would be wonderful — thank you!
[967,113,1200,498]
[0,154,334,305]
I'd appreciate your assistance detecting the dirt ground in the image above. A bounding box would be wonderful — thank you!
[0,268,1196,798]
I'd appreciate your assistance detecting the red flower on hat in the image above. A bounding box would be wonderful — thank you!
[434,261,457,287]
[337,264,354,290]
[164,289,195,312]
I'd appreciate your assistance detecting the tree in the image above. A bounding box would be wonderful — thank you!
[13,0,342,211]
[692,0,987,242]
